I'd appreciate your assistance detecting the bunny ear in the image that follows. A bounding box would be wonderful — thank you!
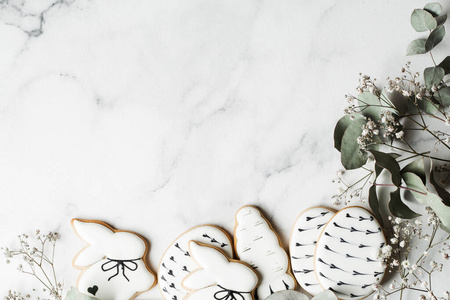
[182,269,216,290]
[188,241,228,269]
[71,219,114,266]
[71,219,114,244]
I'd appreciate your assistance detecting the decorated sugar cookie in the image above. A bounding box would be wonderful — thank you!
[71,219,156,300]
[182,241,258,300]
[314,207,386,300]
[158,225,234,300]
[289,207,335,296]
[234,206,296,299]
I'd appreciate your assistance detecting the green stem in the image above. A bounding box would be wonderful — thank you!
[372,183,427,195]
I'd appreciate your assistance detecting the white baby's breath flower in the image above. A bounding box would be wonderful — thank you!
[395,131,404,139]
[401,260,410,269]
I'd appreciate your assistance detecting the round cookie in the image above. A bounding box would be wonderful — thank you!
[71,219,156,300]
[314,207,386,300]
[158,225,233,300]
[182,241,258,300]
[234,205,296,299]
[289,206,336,296]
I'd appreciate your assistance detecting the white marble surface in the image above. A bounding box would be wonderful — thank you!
[0,0,448,299]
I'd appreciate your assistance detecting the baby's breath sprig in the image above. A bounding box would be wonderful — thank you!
[372,209,450,300]
[333,2,450,298]
[334,1,450,230]
[2,230,63,300]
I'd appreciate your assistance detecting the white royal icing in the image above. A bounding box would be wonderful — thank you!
[289,207,335,296]
[158,225,234,300]
[72,219,155,300]
[235,206,296,299]
[182,241,258,300]
[314,207,386,300]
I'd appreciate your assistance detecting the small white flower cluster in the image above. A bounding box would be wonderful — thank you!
[2,230,63,300]
[380,111,403,140]
[386,62,424,99]
[344,94,358,116]
[355,112,404,150]
[356,74,378,95]
[357,118,380,150]
[331,169,370,206]
[4,290,30,300]
[371,210,450,300]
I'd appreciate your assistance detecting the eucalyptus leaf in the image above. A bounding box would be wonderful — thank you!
[401,170,450,230]
[264,290,339,300]
[435,14,447,26]
[434,87,450,106]
[401,172,428,204]
[424,66,445,89]
[389,189,421,219]
[358,92,396,120]
[380,89,397,109]
[312,290,339,300]
[375,164,383,178]
[334,115,363,151]
[427,192,450,232]
[424,2,442,16]
[401,158,426,184]
[406,39,427,55]
[430,170,450,206]
[369,150,401,187]
[265,290,309,300]
[369,185,384,227]
[425,25,446,52]
[417,98,439,114]
[387,153,402,159]
[340,118,368,170]
[411,9,437,32]
[438,56,450,74]
[65,287,98,300]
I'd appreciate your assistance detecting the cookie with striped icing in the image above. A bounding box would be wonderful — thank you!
[314,207,386,300]
[158,225,233,300]
[289,207,335,296]
[234,206,296,299]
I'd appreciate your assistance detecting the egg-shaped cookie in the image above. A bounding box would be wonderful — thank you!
[290,207,335,296]
[314,207,386,300]
[158,225,233,300]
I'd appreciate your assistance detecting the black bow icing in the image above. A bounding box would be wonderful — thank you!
[101,258,140,281]
[213,285,249,300]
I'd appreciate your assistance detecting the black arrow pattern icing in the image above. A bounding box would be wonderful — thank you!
[294,269,314,274]
[324,231,382,249]
[345,213,374,222]
[291,254,314,260]
[304,283,319,286]
[333,222,381,235]
[315,209,386,300]
[295,242,316,247]
[306,211,330,221]
[323,244,380,263]
[202,233,228,247]
[297,222,327,232]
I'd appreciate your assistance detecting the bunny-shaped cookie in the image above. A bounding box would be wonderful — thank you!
[71,219,156,300]
[182,241,258,300]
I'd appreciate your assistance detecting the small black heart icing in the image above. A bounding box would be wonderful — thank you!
[87,285,98,296]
